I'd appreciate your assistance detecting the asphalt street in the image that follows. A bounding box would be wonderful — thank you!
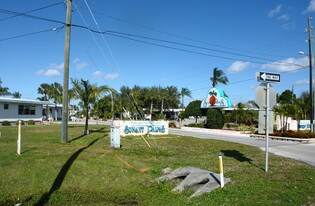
[169,127,315,167]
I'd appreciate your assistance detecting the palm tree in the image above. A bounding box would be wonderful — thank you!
[146,86,159,119]
[210,67,229,87]
[295,91,310,120]
[0,78,11,96]
[38,83,51,120]
[180,87,192,109]
[158,87,167,114]
[71,78,112,135]
[11,91,22,98]
[49,82,63,121]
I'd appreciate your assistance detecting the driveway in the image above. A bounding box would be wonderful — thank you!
[169,127,315,167]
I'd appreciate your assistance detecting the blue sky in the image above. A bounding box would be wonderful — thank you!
[1,0,315,106]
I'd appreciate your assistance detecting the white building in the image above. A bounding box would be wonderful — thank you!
[0,97,53,122]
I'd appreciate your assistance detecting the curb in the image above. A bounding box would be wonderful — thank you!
[179,127,251,137]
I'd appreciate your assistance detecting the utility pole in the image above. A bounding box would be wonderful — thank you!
[307,17,314,132]
[111,91,114,121]
[62,0,72,143]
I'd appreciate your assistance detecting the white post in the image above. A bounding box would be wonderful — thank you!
[17,120,21,155]
[218,154,224,187]
[265,83,270,172]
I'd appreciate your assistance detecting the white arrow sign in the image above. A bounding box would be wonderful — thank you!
[257,72,280,83]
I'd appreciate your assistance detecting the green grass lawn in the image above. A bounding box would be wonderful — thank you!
[0,124,314,206]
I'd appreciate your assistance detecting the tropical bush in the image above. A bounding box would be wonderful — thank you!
[1,121,11,126]
[187,123,205,128]
[206,109,224,129]
[27,120,35,125]
[16,120,24,125]
[272,131,315,139]
[237,124,256,132]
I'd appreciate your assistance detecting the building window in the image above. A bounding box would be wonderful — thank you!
[18,105,36,115]
[4,104,9,110]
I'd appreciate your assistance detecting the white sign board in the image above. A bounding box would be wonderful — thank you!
[257,72,280,83]
[298,120,311,130]
[112,120,169,136]
[201,87,232,109]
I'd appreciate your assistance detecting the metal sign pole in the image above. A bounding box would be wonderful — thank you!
[265,83,270,172]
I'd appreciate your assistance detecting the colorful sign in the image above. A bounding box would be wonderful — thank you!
[201,87,232,108]
[112,120,169,136]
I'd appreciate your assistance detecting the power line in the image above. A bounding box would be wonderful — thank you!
[84,7,303,59]
[103,31,306,67]
[0,8,65,25]
[105,31,305,67]
[0,6,307,68]
[0,1,64,22]
[0,26,64,42]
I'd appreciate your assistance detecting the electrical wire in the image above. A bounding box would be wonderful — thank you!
[0,1,64,22]
[84,7,303,59]
[0,7,306,68]
[105,31,302,66]
[0,26,64,42]
[72,2,113,69]
[83,0,121,73]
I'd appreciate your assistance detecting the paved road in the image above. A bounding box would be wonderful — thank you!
[169,128,315,167]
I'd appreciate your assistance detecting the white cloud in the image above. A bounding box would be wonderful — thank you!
[281,22,295,31]
[48,63,64,70]
[278,14,289,21]
[261,56,308,73]
[295,79,309,85]
[304,0,315,13]
[36,69,61,77]
[92,70,119,80]
[227,61,250,74]
[92,70,104,77]
[268,5,282,17]
[73,58,80,64]
[36,62,63,77]
[104,72,119,80]
[73,58,88,70]
[76,62,88,70]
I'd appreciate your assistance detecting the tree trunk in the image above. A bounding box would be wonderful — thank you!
[181,95,184,109]
[54,104,58,121]
[150,99,153,121]
[84,107,89,135]
[161,98,164,114]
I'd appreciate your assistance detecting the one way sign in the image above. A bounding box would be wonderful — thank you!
[257,72,280,83]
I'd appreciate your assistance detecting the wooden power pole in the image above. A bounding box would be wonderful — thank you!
[62,0,72,143]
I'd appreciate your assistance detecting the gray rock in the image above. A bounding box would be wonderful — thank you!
[157,166,230,198]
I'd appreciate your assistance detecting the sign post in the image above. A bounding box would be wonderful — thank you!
[17,120,21,155]
[265,83,270,172]
[256,72,280,172]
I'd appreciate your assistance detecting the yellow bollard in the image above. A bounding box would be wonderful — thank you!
[218,154,224,187]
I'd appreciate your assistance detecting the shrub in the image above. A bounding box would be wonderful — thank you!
[152,113,165,120]
[272,130,314,139]
[169,122,177,128]
[237,124,256,132]
[1,121,11,126]
[224,123,238,130]
[187,123,204,128]
[206,109,224,129]
[16,120,24,125]
[27,120,35,125]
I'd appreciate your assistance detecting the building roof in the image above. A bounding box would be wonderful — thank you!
[0,97,53,105]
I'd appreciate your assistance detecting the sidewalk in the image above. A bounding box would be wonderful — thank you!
[180,126,251,137]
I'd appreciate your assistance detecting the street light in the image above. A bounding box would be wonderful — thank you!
[299,50,314,132]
